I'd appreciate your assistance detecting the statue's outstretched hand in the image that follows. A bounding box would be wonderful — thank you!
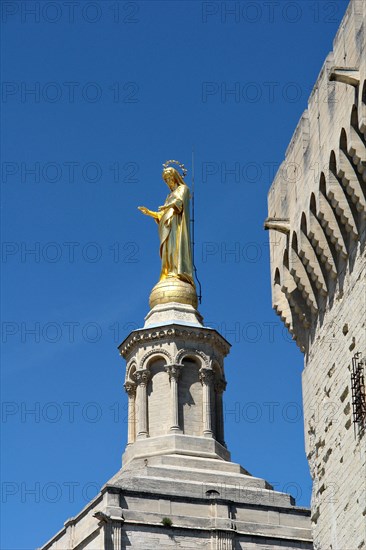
[138,206,149,215]
[138,206,161,221]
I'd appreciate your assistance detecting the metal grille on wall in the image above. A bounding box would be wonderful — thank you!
[351,352,366,435]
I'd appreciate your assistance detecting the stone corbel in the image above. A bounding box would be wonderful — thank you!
[94,510,112,525]
[329,66,360,87]
[264,217,290,234]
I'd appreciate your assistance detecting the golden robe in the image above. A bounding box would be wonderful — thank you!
[158,184,195,287]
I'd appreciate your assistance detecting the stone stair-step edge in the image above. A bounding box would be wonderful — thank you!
[143,464,270,489]
[148,453,250,475]
[113,473,295,508]
[121,509,312,540]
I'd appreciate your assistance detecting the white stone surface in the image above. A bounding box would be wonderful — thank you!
[39,451,312,550]
[39,309,312,549]
[144,302,204,328]
[266,1,366,548]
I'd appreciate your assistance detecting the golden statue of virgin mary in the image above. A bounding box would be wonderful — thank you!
[138,162,197,308]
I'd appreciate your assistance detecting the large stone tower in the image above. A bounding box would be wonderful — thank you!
[265,1,366,548]
[39,164,313,549]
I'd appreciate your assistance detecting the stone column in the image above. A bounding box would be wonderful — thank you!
[165,363,182,433]
[135,370,150,439]
[200,368,214,437]
[124,382,136,445]
[211,530,234,549]
[111,522,122,549]
[103,521,113,550]
[215,379,227,447]
[98,517,124,550]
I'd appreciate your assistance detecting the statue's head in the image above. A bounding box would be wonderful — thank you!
[162,167,185,191]
[162,160,187,191]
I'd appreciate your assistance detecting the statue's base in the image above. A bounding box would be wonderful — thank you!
[144,301,203,328]
[149,277,198,309]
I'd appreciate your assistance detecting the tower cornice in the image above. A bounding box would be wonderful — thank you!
[118,323,231,360]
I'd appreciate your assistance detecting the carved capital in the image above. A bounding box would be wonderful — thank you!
[199,368,214,386]
[124,382,136,397]
[135,370,151,386]
[165,363,182,381]
[215,379,227,394]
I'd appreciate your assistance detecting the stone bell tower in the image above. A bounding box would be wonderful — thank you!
[39,163,313,550]
[120,298,230,467]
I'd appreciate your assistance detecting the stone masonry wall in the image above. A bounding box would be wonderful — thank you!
[302,238,365,549]
[266,1,366,548]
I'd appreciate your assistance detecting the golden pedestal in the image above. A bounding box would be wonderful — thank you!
[149,277,198,309]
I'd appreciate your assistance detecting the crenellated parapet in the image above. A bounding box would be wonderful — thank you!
[265,0,366,353]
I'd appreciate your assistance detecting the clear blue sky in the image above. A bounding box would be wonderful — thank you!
[1,1,349,548]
